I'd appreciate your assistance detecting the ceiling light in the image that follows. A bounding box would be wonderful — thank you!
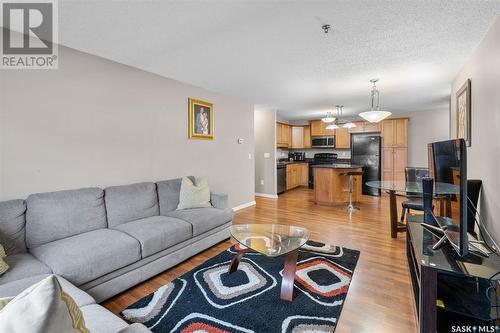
[343,122,356,129]
[326,123,339,130]
[359,79,392,123]
[321,111,336,123]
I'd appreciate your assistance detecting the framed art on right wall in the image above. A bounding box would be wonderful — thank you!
[456,79,471,147]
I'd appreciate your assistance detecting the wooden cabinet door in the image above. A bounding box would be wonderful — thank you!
[381,120,395,147]
[291,127,304,148]
[322,122,335,136]
[349,121,365,133]
[382,147,394,182]
[299,164,308,185]
[394,119,408,147]
[283,124,291,147]
[276,123,283,147]
[310,120,322,136]
[364,122,381,133]
[303,126,311,148]
[335,127,350,148]
[393,148,408,182]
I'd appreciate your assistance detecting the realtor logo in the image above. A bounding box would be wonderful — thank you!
[1,0,58,69]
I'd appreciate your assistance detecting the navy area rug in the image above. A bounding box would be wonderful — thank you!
[121,241,360,333]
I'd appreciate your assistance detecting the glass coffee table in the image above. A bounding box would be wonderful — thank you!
[229,224,309,301]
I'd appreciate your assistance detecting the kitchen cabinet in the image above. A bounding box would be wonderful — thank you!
[298,163,308,186]
[363,122,381,133]
[310,120,335,136]
[276,122,292,148]
[382,147,408,183]
[348,121,366,133]
[335,127,350,148]
[381,118,408,148]
[381,118,408,183]
[291,127,304,148]
[303,126,311,148]
[348,121,381,134]
[286,163,308,190]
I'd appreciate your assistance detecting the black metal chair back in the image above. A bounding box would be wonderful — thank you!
[406,167,429,197]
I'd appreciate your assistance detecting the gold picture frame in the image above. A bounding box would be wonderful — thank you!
[456,79,471,147]
[188,98,214,140]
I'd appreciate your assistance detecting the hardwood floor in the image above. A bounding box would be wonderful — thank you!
[103,187,417,333]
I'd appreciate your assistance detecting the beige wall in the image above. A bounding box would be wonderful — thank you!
[450,16,500,245]
[0,42,255,208]
[254,110,277,195]
[406,109,450,167]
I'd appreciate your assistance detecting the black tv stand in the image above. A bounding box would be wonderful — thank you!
[407,215,500,332]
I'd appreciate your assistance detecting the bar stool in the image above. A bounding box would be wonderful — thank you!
[340,171,363,212]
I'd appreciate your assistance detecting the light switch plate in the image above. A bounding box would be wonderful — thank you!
[264,153,270,158]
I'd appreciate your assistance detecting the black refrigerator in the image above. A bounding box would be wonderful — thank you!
[351,134,381,196]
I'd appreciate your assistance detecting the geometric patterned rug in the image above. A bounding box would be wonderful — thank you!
[121,240,360,333]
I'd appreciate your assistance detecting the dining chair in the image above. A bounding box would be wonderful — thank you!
[400,167,429,222]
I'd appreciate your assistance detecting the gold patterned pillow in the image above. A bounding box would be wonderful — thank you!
[0,245,8,276]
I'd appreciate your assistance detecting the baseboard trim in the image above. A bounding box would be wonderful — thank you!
[232,201,256,212]
[255,193,278,199]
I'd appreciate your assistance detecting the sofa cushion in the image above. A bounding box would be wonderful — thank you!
[26,188,107,248]
[112,216,192,258]
[105,182,159,227]
[80,304,128,333]
[156,177,194,214]
[0,199,27,255]
[0,253,52,284]
[0,274,95,307]
[30,229,141,286]
[166,207,232,236]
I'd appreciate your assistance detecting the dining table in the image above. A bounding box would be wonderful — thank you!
[365,181,459,238]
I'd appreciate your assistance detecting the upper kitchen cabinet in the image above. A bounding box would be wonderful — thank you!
[335,127,350,149]
[291,125,312,149]
[310,120,335,136]
[303,125,311,148]
[381,118,408,147]
[348,121,366,133]
[276,122,292,148]
[291,126,304,148]
[348,121,380,133]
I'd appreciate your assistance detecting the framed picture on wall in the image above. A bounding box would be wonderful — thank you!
[188,98,214,140]
[456,79,471,146]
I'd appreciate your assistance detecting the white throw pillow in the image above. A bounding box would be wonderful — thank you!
[177,177,212,210]
[0,275,89,333]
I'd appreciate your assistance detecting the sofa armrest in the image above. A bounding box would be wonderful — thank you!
[117,323,153,333]
[210,192,228,209]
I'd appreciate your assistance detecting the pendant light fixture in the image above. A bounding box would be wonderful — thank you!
[321,110,336,123]
[359,79,392,123]
[326,105,356,130]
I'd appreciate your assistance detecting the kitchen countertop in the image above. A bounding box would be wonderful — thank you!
[311,164,363,169]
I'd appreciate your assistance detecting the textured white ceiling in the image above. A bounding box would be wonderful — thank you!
[55,1,500,120]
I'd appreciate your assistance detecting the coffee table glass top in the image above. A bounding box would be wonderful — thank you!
[230,224,309,257]
[366,181,458,195]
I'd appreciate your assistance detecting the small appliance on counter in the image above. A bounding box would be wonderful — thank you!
[288,152,305,161]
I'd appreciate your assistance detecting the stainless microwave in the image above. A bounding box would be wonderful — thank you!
[311,136,335,148]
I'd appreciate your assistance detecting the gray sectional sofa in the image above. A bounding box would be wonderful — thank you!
[0,177,232,332]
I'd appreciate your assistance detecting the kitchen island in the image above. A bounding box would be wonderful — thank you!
[312,164,363,205]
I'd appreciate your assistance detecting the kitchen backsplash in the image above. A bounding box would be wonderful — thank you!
[277,148,351,159]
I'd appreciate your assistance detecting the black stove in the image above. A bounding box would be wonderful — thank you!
[309,153,339,188]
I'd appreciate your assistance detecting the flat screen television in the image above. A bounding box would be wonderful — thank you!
[428,139,468,256]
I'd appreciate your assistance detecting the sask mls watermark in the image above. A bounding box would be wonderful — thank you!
[1,0,58,69]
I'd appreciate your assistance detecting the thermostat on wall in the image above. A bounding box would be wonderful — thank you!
[237,138,244,144]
